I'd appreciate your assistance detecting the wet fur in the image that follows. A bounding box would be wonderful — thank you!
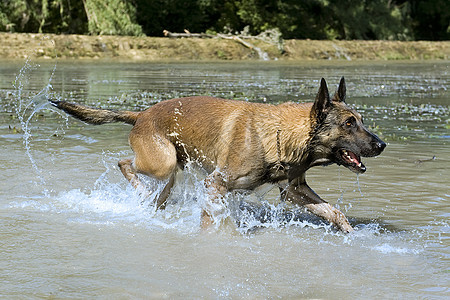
[50,77,385,232]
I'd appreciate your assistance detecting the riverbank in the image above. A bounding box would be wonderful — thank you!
[0,32,448,61]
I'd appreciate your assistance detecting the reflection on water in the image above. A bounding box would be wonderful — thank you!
[0,60,448,298]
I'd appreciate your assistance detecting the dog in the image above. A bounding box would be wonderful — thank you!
[50,77,386,233]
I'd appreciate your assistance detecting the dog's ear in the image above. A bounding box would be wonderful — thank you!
[332,76,346,103]
[311,78,331,122]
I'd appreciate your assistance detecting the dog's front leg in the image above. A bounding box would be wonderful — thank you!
[202,171,228,229]
[281,179,354,233]
[304,202,354,233]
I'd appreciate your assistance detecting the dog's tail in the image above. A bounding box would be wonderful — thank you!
[49,100,139,125]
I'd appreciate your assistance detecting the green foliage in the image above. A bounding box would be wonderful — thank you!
[407,0,450,40]
[0,0,87,34]
[134,0,208,36]
[213,0,412,40]
[0,0,448,40]
[0,0,144,36]
[323,0,412,40]
[84,0,143,36]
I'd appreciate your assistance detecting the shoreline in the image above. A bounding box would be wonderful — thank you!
[0,32,448,61]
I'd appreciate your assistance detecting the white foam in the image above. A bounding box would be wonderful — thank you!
[42,165,212,233]
[372,243,421,255]
[8,165,428,259]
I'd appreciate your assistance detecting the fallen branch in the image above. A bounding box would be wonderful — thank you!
[163,29,214,39]
[217,33,269,61]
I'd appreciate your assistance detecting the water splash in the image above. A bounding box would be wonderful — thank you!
[12,42,59,196]
[335,171,366,213]
[6,53,411,240]
[7,141,419,251]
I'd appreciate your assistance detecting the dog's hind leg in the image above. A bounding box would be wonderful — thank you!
[281,178,354,233]
[120,130,178,208]
[155,171,176,209]
[119,158,177,208]
[118,158,150,197]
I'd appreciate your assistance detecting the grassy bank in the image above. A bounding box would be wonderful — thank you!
[0,32,448,61]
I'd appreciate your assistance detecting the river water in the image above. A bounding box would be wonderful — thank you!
[0,59,448,298]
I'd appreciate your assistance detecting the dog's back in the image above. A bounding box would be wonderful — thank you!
[133,96,313,188]
[51,95,314,189]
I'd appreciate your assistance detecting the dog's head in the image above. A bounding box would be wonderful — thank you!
[309,77,386,174]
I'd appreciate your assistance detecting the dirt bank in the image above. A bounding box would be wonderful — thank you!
[0,32,448,61]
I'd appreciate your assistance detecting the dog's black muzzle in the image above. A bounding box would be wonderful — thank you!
[366,134,386,157]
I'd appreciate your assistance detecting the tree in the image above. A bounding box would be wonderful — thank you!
[0,0,142,36]
[407,0,450,40]
[82,0,143,36]
[0,0,87,34]
[0,0,448,40]
[134,0,210,36]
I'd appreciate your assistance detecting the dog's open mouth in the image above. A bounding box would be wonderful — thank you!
[340,149,366,173]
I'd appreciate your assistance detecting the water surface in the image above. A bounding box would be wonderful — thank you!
[0,59,448,298]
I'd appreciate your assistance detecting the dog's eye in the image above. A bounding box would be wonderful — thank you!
[345,117,356,128]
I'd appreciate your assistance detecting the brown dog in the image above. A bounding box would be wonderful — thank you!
[50,77,385,232]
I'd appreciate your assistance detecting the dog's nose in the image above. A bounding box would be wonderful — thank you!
[376,140,386,152]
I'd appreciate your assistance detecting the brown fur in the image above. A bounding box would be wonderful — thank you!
[50,77,386,233]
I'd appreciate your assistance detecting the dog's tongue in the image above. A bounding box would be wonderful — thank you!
[345,150,359,164]
[343,150,366,173]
